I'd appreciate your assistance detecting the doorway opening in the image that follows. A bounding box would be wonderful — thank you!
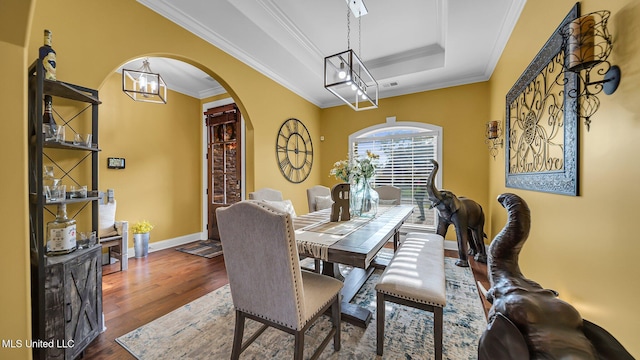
[202,98,245,240]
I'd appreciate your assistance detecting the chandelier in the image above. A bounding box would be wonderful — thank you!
[122,58,167,104]
[324,0,378,111]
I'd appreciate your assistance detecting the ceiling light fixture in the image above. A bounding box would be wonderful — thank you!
[122,58,167,104]
[324,0,378,111]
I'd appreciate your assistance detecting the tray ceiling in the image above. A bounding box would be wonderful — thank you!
[126,0,526,106]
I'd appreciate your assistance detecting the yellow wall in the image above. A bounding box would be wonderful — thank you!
[4,0,639,357]
[25,0,323,212]
[100,72,202,244]
[488,0,640,355]
[2,0,321,357]
[319,83,492,239]
[248,97,322,212]
[23,0,319,232]
[0,2,33,359]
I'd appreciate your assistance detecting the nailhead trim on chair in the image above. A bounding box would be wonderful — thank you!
[237,292,338,330]
[285,211,305,330]
[252,201,305,330]
[244,201,341,330]
[222,200,343,360]
[235,307,289,328]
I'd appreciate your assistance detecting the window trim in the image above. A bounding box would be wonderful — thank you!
[349,121,443,189]
[349,121,443,231]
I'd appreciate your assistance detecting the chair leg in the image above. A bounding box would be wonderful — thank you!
[231,310,245,360]
[314,259,321,273]
[376,292,385,356]
[434,307,443,360]
[332,296,341,351]
[294,330,304,360]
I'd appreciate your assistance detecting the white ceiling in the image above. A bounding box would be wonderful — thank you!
[126,0,526,107]
[119,57,227,99]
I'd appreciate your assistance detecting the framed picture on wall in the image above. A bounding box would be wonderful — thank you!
[505,3,580,196]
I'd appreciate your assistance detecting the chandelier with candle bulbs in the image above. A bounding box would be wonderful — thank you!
[122,58,167,104]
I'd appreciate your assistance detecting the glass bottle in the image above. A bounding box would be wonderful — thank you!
[43,95,57,141]
[46,204,77,255]
[39,29,57,81]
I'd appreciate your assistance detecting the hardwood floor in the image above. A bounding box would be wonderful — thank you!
[454,249,492,316]
[83,244,490,359]
[84,248,229,359]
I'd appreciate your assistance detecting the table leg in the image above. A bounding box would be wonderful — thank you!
[341,267,375,302]
[321,261,344,282]
[394,230,400,251]
[323,261,376,328]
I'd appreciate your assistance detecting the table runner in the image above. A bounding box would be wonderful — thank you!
[294,207,391,261]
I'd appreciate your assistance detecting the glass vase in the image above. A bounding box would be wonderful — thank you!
[351,177,379,218]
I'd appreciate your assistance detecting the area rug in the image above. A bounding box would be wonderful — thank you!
[116,257,486,359]
[175,240,223,259]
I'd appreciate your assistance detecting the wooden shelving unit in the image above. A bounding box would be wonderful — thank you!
[28,59,103,360]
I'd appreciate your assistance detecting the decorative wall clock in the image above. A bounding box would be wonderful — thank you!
[276,118,313,183]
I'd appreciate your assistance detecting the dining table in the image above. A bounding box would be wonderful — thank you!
[293,204,414,327]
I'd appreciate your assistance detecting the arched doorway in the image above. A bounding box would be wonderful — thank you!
[105,56,247,249]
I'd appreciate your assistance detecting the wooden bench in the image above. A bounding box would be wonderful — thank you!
[375,232,446,359]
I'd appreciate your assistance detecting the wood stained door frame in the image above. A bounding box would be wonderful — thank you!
[201,97,245,239]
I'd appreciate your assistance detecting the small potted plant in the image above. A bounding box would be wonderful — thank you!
[131,220,154,258]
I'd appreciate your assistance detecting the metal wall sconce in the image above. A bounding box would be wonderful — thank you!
[485,120,503,160]
[122,58,167,104]
[561,10,621,131]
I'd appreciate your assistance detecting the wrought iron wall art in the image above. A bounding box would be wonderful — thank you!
[505,4,580,196]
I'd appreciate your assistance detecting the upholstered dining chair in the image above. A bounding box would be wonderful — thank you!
[248,187,283,201]
[374,185,402,205]
[306,185,332,212]
[248,187,299,218]
[216,201,343,360]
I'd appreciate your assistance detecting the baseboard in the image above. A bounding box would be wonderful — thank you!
[444,240,489,254]
[126,232,203,258]
[477,281,489,297]
[444,239,458,251]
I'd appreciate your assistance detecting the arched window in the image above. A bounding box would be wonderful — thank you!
[349,121,442,229]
